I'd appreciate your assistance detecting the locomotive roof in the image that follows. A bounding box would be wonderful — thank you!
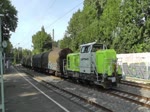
[80,42,103,47]
[67,52,80,56]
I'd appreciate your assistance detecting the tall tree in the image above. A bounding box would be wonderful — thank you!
[114,0,150,53]
[32,26,52,54]
[22,49,32,56]
[0,0,18,64]
[62,0,106,51]
[60,0,150,53]
[0,0,18,41]
[98,0,121,48]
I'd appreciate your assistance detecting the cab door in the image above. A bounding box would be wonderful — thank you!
[80,45,92,74]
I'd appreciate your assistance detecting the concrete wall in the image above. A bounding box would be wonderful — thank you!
[117,53,150,79]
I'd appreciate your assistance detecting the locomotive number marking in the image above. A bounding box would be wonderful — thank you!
[81,58,89,61]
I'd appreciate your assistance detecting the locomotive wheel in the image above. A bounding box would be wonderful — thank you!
[112,82,117,86]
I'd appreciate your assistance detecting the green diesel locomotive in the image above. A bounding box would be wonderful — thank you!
[63,42,122,88]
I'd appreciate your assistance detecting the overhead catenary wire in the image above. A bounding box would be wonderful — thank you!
[49,0,57,9]
[45,1,83,29]
[13,0,57,48]
[18,1,83,50]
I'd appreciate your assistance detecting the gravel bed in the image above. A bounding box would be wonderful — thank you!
[47,79,150,112]
[118,84,150,98]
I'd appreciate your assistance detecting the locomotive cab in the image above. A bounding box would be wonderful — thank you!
[80,42,106,74]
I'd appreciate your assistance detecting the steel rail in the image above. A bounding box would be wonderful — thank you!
[120,80,150,90]
[109,88,150,108]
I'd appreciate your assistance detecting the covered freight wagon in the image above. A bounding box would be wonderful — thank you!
[21,56,32,68]
[48,48,73,75]
[41,51,50,72]
[32,47,72,75]
[48,48,61,74]
[26,56,32,68]
[32,53,43,71]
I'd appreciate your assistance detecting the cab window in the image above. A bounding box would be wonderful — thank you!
[81,45,91,53]
[92,44,103,52]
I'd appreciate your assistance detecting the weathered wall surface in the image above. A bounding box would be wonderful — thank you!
[117,53,150,79]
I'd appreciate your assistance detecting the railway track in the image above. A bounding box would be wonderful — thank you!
[120,80,150,90]
[17,66,150,111]
[108,88,150,108]
[38,77,150,111]
[67,78,150,109]
[67,81,150,109]
[42,80,112,112]
[17,67,112,112]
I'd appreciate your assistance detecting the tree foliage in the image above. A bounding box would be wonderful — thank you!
[60,0,150,53]
[22,49,32,56]
[32,26,52,54]
[0,0,18,40]
[0,0,18,64]
[60,0,106,51]
[12,48,32,64]
[4,40,12,55]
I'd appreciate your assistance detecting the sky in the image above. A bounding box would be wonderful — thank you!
[10,0,84,50]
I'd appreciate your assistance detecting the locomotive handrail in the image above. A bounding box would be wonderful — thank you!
[63,59,67,74]
[91,55,100,81]
[102,58,117,79]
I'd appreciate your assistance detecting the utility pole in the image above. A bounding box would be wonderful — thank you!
[52,29,54,41]
[52,29,54,49]
[0,14,5,112]
[17,43,20,63]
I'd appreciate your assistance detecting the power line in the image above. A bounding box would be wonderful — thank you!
[15,1,83,50]
[13,0,57,48]
[49,0,57,9]
[45,1,83,29]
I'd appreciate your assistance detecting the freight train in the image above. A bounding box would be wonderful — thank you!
[22,42,122,88]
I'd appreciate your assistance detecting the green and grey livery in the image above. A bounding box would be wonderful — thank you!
[63,42,122,88]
